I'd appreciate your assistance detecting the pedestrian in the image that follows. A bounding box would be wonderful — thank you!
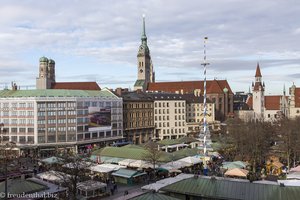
[110,188,114,195]
[113,183,118,192]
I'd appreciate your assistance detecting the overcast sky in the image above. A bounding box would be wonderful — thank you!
[0,0,299,94]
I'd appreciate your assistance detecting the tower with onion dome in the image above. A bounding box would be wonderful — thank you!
[36,56,56,89]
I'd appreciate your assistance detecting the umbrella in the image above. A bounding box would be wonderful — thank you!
[41,156,63,165]
[272,161,284,168]
[225,168,249,178]
[290,166,300,172]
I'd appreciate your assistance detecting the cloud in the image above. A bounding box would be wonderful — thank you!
[0,0,299,94]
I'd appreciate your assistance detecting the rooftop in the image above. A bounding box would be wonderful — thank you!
[0,88,118,98]
[147,80,233,95]
[160,176,300,200]
[51,81,101,90]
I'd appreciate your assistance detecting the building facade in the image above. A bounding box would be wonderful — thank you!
[147,80,233,121]
[0,88,123,155]
[119,91,155,144]
[184,94,215,135]
[240,64,288,121]
[134,16,155,91]
[147,93,186,140]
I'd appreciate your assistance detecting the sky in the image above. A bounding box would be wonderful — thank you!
[0,0,299,95]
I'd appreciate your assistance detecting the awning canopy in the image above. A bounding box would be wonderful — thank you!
[90,164,126,173]
[112,168,146,179]
[160,160,190,170]
[41,156,63,165]
[118,159,137,166]
[36,170,70,183]
[177,156,202,165]
[77,180,107,191]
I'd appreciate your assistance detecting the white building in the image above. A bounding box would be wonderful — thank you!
[147,93,186,140]
[241,64,288,122]
[0,88,123,154]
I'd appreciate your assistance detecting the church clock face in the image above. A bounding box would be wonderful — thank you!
[139,69,143,73]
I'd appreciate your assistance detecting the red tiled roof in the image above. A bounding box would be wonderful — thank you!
[246,96,253,109]
[147,80,233,94]
[51,82,101,90]
[265,96,281,110]
[255,63,262,77]
[295,88,300,107]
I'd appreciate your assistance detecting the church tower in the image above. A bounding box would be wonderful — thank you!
[36,56,56,89]
[252,63,265,119]
[134,15,154,91]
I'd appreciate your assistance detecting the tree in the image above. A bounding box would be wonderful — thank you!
[276,117,300,169]
[50,151,94,200]
[143,141,162,181]
[222,118,275,173]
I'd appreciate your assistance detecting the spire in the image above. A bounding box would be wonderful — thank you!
[141,14,147,45]
[255,62,262,77]
[283,84,286,96]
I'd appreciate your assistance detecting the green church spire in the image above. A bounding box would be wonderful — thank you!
[141,14,147,45]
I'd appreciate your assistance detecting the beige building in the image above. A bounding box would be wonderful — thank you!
[184,94,215,135]
[147,93,186,140]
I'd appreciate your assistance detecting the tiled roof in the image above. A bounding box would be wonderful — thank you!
[0,179,48,194]
[92,145,198,163]
[160,176,300,200]
[0,89,118,98]
[129,192,180,200]
[255,63,262,77]
[147,80,233,94]
[51,82,100,90]
[246,96,253,109]
[121,91,153,102]
[246,95,286,110]
[265,96,281,110]
[182,94,206,104]
[295,88,300,107]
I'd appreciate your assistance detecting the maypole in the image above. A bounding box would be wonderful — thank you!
[201,37,209,156]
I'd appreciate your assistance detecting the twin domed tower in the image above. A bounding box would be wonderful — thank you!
[36,56,56,89]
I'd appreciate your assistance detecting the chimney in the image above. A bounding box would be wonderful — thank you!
[180,89,184,94]
[115,88,123,96]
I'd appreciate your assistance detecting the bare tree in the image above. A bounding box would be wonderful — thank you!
[143,141,162,181]
[276,117,300,169]
[223,119,274,173]
[50,151,94,200]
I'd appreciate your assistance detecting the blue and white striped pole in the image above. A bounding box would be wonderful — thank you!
[201,37,209,156]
